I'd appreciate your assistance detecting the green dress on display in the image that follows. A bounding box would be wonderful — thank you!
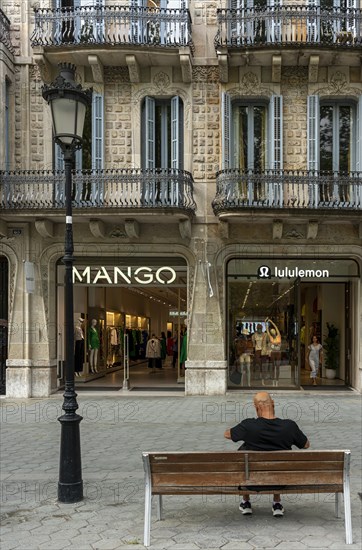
[88,327,100,349]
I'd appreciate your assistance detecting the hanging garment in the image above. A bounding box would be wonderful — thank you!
[146,338,161,359]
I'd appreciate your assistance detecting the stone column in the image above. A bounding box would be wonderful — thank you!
[185,235,227,395]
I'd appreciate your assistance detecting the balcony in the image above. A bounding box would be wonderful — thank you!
[0,168,196,219]
[215,6,362,76]
[212,170,362,219]
[0,8,14,53]
[31,5,194,81]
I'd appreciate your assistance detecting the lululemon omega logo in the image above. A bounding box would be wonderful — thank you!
[257,265,271,279]
[256,265,330,279]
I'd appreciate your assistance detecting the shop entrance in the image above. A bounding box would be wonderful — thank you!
[57,257,188,390]
[226,258,358,389]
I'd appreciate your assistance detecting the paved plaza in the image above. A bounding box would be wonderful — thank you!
[0,390,361,549]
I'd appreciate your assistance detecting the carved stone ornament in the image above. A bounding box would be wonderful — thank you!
[315,70,361,98]
[104,67,130,83]
[109,226,127,238]
[226,72,273,98]
[153,71,171,90]
[242,72,260,92]
[192,66,220,83]
[285,228,304,239]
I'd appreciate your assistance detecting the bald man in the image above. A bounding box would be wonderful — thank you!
[224,391,310,517]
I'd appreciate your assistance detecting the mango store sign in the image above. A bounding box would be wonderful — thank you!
[73,266,177,285]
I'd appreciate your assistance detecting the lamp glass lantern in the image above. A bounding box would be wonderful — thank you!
[42,63,92,151]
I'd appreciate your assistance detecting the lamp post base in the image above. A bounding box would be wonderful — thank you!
[58,480,84,504]
[58,412,83,503]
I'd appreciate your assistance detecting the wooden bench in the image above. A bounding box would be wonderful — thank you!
[142,450,352,547]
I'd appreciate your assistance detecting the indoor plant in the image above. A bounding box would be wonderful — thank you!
[323,322,339,379]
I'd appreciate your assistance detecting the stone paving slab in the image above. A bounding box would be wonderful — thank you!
[0,393,361,549]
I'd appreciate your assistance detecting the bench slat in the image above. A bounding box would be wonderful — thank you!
[148,451,345,463]
[151,470,343,487]
[150,460,343,473]
[152,484,344,495]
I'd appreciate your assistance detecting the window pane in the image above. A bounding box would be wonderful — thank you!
[320,105,333,172]
[254,106,266,172]
[339,106,351,173]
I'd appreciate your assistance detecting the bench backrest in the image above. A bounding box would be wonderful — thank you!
[143,450,350,494]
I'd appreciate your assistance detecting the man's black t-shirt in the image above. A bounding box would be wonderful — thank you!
[230,417,308,451]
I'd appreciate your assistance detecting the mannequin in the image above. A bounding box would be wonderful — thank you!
[234,329,251,387]
[266,318,281,386]
[252,324,266,380]
[146,334,161,371]
[88,318,100,373]
[74,317,85,377]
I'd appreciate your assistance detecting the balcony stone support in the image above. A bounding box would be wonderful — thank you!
[217,52,228,83]
[307,220,319,240]
[35,219,54,238]
[33,53,52,83]
[273,219,283,239]
[180,51,193,83]
[272,55,282,83]
[125,219,140,239]
[89,219,106,239]
[179,219,191,240]
[309,55,319,83]
[88,55,103,83]
[126,55,140,83]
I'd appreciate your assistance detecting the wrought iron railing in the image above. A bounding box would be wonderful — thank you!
[0,168,196,213]
[212,170,362,213]
[215,6,362,48]
[0,8,14,53]
[31,5,194,51]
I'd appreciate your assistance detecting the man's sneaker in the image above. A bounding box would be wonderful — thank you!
[239,500,252,515]
[272,502,284,517]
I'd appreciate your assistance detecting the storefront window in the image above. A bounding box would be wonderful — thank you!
[227,258,358,389]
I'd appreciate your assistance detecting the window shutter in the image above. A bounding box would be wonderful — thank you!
[307,0,319,42]
[268,95,283,206]
[267,0,281,43]
[356,96,362,207]
[75,149,82,170]
[54,0,62,44]
[356,96,362,173]
[307,95,319,171]
[94,0,105,41]
[144,96,155,169]
[131,0,145,43]
[229,0,243,44]
[269,95,283,170]
[171,96,180,169]
[92,93,104,170]
[55,143,64,170]
[222,92,231,169]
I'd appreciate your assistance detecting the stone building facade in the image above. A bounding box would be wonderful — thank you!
[1,0,361,397]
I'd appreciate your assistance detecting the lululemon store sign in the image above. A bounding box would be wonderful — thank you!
[73,266,177,285]
[257,265,330,279]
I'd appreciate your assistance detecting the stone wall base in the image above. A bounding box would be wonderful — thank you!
[6,360,57,398]
[185,361,227,395]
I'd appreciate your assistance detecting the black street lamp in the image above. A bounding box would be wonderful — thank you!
[42,63,92,504]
